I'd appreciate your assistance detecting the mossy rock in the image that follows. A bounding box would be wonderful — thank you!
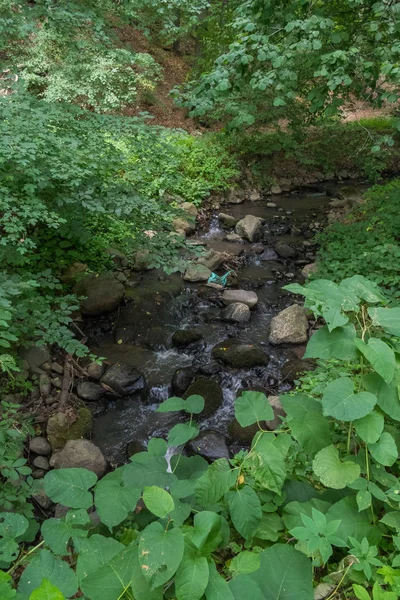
[183,377,223,418]
[228,418,259,444]
[46,406,93,451]
[212,340,269,368]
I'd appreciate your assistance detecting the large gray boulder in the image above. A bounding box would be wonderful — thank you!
[222,302,250,323]
[172,329,203,347]
[76,381,106,402]
[50,439,107,477]
[197,249,227,271]
[101,362,146,396]
[74,274,124,316]
[235,215,263,242]
[212,340,269,368]
[221,289,258,308]
[269,304,309,345]
[218,213,238,229]
[183,264,212,282]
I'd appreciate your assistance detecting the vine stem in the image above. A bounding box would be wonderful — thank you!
[8,539,45,574]
[365,443,370,481]
[347,422,352,454]
[325,563,352,600]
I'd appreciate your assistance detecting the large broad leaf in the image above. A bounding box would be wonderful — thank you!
[168,423,199,447]
[229,544,313,600]
[364,373,400,421]
[194,459,237,508]
[245,434,287,494]
[380,512,400,531]
[327,497,381,545]
[41,509,90,555]
[130,543,163,600]
[322,377,376,422]
[229,551,260,575]
[234,391,274,427]
[304,324,358,361]
[369,432,398,467]
[280,393,322,420]
[253,513,284,542]
[192,511,223,554]
[353,411,384,444]
[139,521,184,588]
[81,541,137,600]
[76,534,124,587]
[175,542,209,600]
[341,276,386,304]
[29,579,65,600]
[283,500,332,531]
[94,469,141,529]
[143,486,174,518]
[355,338,396,384]
[43,468,97,509]
[19,550,78,598]
[0,512,29,564]
[147,438,168,456]
[289,411,331,457]
[157,397,187,412]
[313,445,360,489]
[368,307,400,337]
[123,452,176,489]
[170,455,208,481]
[226,486,262,540]
[185,395,205,414]
[205,561,234,600]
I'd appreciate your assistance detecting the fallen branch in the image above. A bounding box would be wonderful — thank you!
[58,354,73,413]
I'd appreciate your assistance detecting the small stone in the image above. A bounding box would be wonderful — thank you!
[225,233,244,243]
[269,304,309,345]
[171,368,194,396]
[266,202,277,208]
[87,362,105,380]
[222,302,251,323]
[265,396,286,431]
[197,249,227,271]
[50,377,63,389]
[32,469,45,480]
[39,374,51,397]
[275,242,297,259]
[51,362,64,375]
[218,213,238,229]
[19,346,50,371]
[33,456,50,471]
[225,188,246,204]
[29,436,51,456]
[115,271,127,284]
[221,289,258,308]
[249,190,261,201]
[251,243,264,255]
[101,362,146,397]
[279,178,292,192]
[235,215,264,242]
[45,395,58,406]
[270,185,282,195]
[77,381,106,402]
[181,202,198,218]
[172,330,203,347]
[187,431,230,461]
[32,490,53,510]
[302,263,318,278]
[212,339,269,368]
[173,217,195,235]
[184,378,223,417]
[50,439,107,477]
[183,264,212,282]
[41,362,52,373]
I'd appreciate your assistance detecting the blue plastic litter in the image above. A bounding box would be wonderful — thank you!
[207,270,234,286]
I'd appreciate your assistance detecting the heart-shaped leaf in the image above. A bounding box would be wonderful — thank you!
[235,391,274,427]
[43,468,97,509]
[313,445,360,489]
[322,377,376,422]
[143,486,174,518]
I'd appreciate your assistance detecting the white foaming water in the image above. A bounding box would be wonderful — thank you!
[201,215,223,239]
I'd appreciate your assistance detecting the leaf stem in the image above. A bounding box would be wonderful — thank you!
[347,422,352,454]
[8,539,45,574]
[326,563,352,600]
[365,443,370,481]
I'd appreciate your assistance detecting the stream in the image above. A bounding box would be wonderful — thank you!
[85,187,336,465]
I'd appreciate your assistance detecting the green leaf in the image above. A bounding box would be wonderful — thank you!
[94,469,141,529]
[341,276,386,304]
[230,551,260,575]
[130,544,163,600]
[43,468,97,509]
[380,512,400,531]
[290,411,331,456]
[355,338,396,384]
[280,393,322,419]
[81,541,137,600]
[327,497,381,545]
[313,445,360,489]
[29,579,65,600]
[353,584,371,600]
[195,459,237,508]
[0,512,29,564]
[76,534,124,587]
[192,511,223,553]
[369,432,398,466]
[143,486,174,518]
[322,377,376,421]
[227,486,262,540]
[229,544,313,600]
[356,490,372,512]
[304,324,358,360]
[245,434,286,494]
[253,513,283,541]
[175,543,209,600]
[168,423,199,447]
[205,561,234,600]
[368,307,400,337]
[354,411,384,444]
[170,455,208,481]
[41,510,90,555]
[139,521,184,588]
[19,550,77,598]
[235,391,274,427]
[364,373,400,421]
[123,453,176,489]
[147,438,167,456]
[157,397,187,412]
[185,395,205,414]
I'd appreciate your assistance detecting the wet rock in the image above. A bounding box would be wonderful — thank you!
[32,490,53,510]
[76,381,106,402]
[212,340,269,368]
[270,185,282,195]
[222,302,251,323]
[181,202,198,219]
[51,362,64,375]
[172,368,194,396]
[183,377,223,417]
[225,233,244,243]
[46,407,93,451]
[260,249,279,261]
[32,469,45,480]
[183,264,212,282]
[265,396,286,431]
[218,213,238,229]
[173,217,195,236]
[133,250,152,271]
[229,418,259,443]
[302,263,318,278]
[221,289,258,308]
[29,436,52,456]
[101,362,146,397]
[126,440,147,458]
[172,329,203,348]
[50,377,62,389]
[251,243,265,255]
[74,274,124,316]
[279,178,292,192]
[45,395,58,406]
[197,249,227,271]
[266,202,277,208]
[235,215,264,242]
[20,346,50,372]
[50,439,107,477]
[33,456,50,471]
[39,374,51,397]
[269,304,309,345]
[87,362,105,380]
[275,242,297,259]
[198,362,221,376]
[187,431,230,461]
[249,190,261,202]
[144,326,171,351]
[226,188,246,204]
[281,357,316,384]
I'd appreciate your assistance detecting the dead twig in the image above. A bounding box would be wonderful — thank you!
[58,355,73,413]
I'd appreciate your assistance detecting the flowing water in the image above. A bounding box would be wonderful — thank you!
[86,187,336,465]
